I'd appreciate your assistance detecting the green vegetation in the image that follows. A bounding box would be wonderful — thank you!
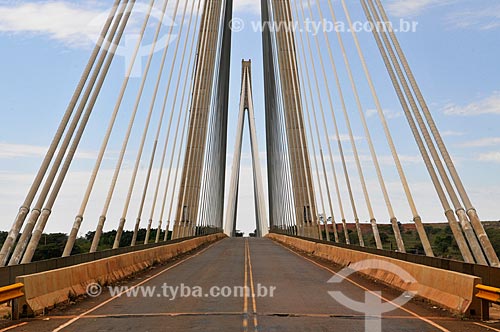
[1,222,499,262]
[325,221,500,260]
[0,228,171,262]
[484,222,500,258]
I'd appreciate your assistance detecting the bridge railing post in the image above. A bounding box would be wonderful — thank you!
[481,299,490,321]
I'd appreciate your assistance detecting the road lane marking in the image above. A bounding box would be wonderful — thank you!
[52,239,225,332]
[243,239,249,331]
[255,313,457,320]
[0,322,28,332]
[247,239,259,331]
[474,322,500,332]
[273,240,451,332]
[46,312,244,319]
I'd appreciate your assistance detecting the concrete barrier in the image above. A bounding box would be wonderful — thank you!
[15,234,226,316]
[267,233,481,316]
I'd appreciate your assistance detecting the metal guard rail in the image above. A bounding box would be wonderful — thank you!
[476,284,500,320]
[0,283,24,304]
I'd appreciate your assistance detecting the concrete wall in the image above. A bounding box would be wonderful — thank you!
[16,234,226,315]
[267,233,481,316]
[1,235,207,287]
[271,230,500,286]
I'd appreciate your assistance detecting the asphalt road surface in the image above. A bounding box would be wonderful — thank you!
[2,238,499,331]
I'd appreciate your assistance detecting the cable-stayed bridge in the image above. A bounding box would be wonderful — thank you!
[0,0,499,331]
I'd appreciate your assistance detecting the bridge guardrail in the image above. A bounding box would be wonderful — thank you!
[15,233,226,317]
[476,284,500,320]
[268,232,481,316]
[269,230,500,286]
[0,282,24,319]
[0,283,24,305]
[0,233,223,287]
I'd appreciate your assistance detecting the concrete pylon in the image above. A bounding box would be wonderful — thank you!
[225,60,268,237]
[172,0,225,239]
[269,0,319,239]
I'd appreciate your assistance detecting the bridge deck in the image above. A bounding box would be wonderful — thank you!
[3,238,499,331]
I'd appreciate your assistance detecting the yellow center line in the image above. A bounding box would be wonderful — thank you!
[247,239,259,331]
[242,239,249,331]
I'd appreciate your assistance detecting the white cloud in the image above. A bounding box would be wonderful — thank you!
[377,154,423,165]
[0,142,96,160]
[238,151,267,162]
[311,153,422,167]
[0,0,196,48]
[0,143,48,159]
[442,92,500,116]
[0,164,264,238]
[386,0,454,17]
[0,1,104,48]
[330,134,364,143]
[441,130,465,137]
[457,137,500,148]
[366,109,402,120]
[0,165,186,235]
[478,152,500,163]
[234,0,260,14]
[446,4,500,30]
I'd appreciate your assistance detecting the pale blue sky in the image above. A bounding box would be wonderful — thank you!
[0,0,499,237]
